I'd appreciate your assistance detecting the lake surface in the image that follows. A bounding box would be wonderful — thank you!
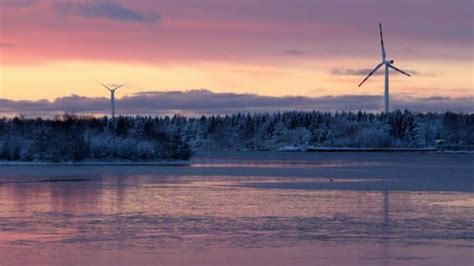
[0,152,473,266]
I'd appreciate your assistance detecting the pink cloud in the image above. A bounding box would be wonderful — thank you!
[0,0,472,65]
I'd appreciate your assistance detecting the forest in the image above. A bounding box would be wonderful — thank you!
[0,110,473,162]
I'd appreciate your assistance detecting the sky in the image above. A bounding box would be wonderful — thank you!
[0,0,472,115]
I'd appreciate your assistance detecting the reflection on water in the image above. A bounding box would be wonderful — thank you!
[0,152,473,265]
[1,177,472,246]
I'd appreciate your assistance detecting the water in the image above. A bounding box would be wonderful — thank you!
[0,152,473,265]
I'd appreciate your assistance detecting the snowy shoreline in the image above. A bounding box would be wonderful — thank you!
[276,146,474,153]
[0,160,192,166]
[1,149,473,166]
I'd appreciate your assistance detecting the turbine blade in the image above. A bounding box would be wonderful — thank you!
[388,64,411,77]
[97,81,113,91]
[379,23,386,60]
[112,80,130,91]
[358,63,383,87]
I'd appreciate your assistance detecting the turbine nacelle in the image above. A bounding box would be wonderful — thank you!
[384,60,394,64]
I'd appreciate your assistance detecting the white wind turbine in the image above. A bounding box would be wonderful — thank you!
[98,81,128,119]
[358,23,411,114]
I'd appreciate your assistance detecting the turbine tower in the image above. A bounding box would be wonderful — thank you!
[98,81,128,119]
[358,23,411,114]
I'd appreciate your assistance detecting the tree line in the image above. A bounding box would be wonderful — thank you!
[0,110,472,162]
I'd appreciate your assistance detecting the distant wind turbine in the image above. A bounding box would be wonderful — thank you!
[358,23,411,114]
[98,81,128,119]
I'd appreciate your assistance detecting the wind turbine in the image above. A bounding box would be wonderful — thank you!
[98,81,128,119]
[358,23,411,114]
